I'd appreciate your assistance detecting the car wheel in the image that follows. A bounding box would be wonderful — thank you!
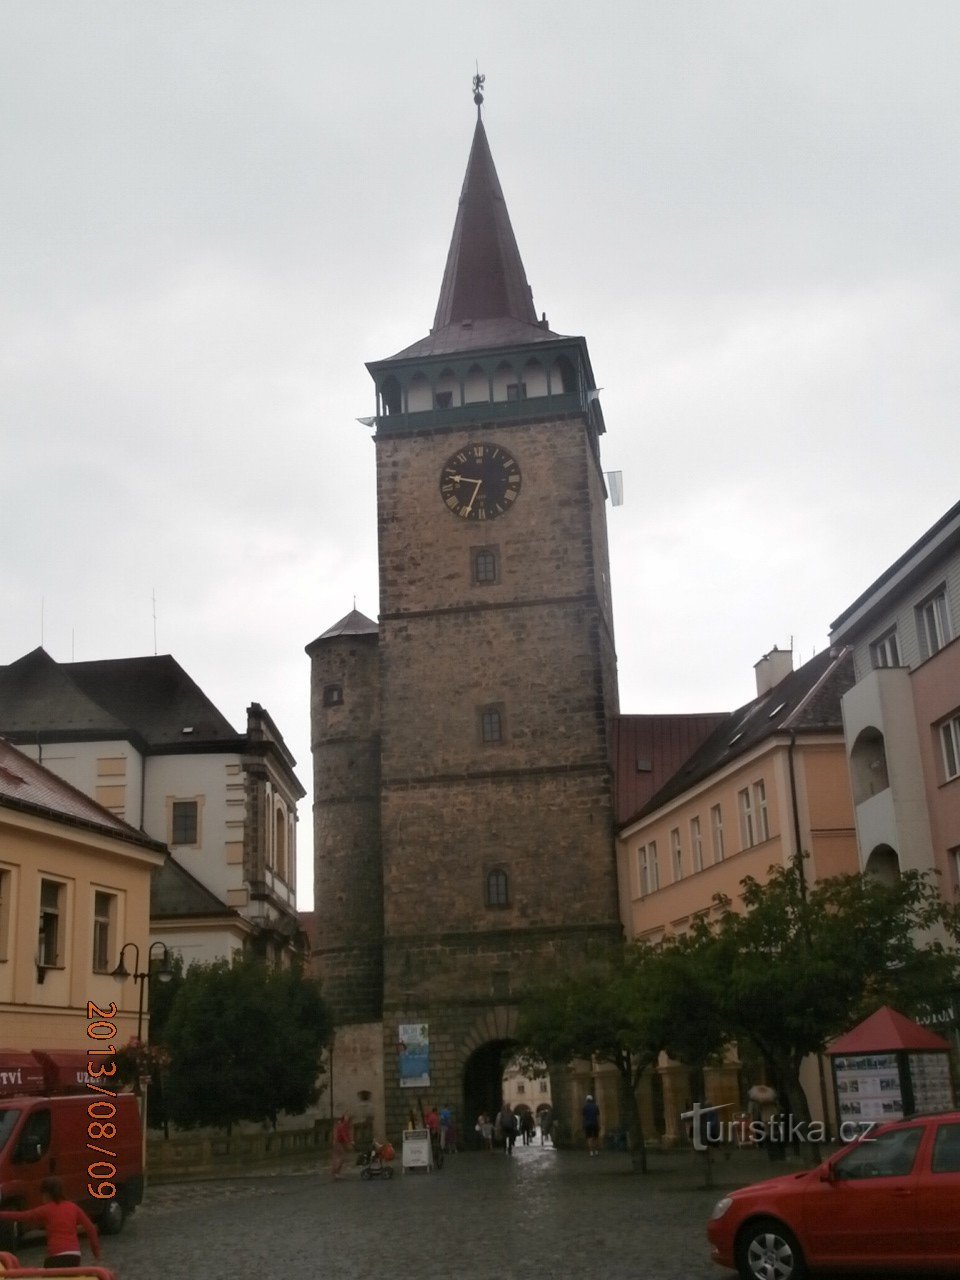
[360,1166,372,1180]
[98,1194,126,1236]
[736,1219,807,1280]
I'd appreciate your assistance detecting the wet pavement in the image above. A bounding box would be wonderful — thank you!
[13,1141,764,1279]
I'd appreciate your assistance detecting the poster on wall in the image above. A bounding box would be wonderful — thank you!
[398,1023,430,1088]
[909,1053,954,1113]
[833,1053,903,1121]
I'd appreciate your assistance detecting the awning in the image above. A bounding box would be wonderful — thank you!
[0,1051,45,1097]
[32,1050,99,1094]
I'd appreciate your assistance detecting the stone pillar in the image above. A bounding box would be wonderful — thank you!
[658,1062,691,1146]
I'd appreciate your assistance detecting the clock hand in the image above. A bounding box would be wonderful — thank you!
[461,476,483,515]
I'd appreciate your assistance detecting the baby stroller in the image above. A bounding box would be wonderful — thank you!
[358,1139,396,1180]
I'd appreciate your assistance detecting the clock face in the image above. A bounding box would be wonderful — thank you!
[439,443,522,521]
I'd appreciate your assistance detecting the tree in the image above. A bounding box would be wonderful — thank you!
[515,943,725,1171]
[690,863,958,1151]
[163,955,332,1132]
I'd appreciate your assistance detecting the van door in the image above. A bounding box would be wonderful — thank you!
[15,1105,53,1194]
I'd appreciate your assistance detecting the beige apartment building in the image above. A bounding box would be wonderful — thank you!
[0,739,165,1053]
[615,647,860,1139]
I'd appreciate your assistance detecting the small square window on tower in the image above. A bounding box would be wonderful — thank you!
[472,546,500,586]
[323,684,344,707]
[486,867,509,907]
[480,705,504,745]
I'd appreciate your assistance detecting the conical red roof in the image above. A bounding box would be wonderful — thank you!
[827,1005,951,1054]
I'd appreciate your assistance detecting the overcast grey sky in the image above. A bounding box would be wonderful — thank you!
[3,2,958,906]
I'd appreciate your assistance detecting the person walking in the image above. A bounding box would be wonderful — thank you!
[498,1101,518,1154]
[331,1113,353,1180]
[582,1093,601,1157]
[476,1112,494,1150]
[0,1176,101,1268]
[520,1109,535,1145]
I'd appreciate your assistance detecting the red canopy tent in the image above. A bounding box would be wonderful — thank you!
[828,1005,951,1055]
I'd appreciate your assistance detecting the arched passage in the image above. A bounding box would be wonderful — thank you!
[463,1039,515,1143]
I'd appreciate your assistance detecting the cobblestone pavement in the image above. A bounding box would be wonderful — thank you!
[15,1143,778,1280]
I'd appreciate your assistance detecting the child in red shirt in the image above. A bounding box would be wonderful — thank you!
[0,1175,101,1266]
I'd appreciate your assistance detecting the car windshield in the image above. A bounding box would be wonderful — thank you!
[0,1109,21,1154]
[834,1125,923,1180]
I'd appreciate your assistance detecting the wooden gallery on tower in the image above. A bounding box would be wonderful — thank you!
[306,87,622,1139]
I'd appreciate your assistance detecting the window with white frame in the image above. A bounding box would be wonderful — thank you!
[38,879,64,969]
[738,787,756,849]
[870,629,901,669]
[710,805,724,862]
[916,588,950,660]
[941,713,960,782]
[92,891,115,973]
[690,816,703,873]
[671,828,683,881]
[638,842,659,896]
[754,780,770,842]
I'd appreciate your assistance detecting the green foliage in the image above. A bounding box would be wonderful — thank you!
[685,862,959,1119]
[516,942,729,1171]
[162,955,332,1131]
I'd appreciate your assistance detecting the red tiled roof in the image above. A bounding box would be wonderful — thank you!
[0,738,164,851]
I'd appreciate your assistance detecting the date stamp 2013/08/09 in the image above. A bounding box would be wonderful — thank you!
[84,1000,122,1202]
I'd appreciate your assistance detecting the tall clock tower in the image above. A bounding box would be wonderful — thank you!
[311,85,622,1135]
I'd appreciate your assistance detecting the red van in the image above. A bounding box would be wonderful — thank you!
[0,1051,142,1249]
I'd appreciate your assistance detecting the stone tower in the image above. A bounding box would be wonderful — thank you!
[306,610,382,1023]
[310,94,621,1135]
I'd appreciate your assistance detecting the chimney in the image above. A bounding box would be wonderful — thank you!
[754,646,793,697]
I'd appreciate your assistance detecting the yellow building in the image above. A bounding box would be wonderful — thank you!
[0,738,166,1054]
[615,647,860,1140]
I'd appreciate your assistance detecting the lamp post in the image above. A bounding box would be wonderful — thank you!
[110,941,174,1088]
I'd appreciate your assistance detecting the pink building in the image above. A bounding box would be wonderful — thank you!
[829,498,960,896]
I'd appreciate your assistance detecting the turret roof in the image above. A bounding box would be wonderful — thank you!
[307,609,379,649]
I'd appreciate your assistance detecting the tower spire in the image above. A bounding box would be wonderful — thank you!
[431,84,538,333]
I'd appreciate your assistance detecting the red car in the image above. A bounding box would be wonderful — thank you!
[707,1111,960,1279]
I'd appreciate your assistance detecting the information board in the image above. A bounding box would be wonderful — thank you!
[402,1127,433,1172]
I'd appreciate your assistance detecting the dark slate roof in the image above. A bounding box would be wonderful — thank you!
[613,713,728,827]
[388,316,568,362]
[383,116,565,362]
[150,856,237,920]
[624,648,855,826]
[0,737,165,853]
[433,116,538,332]
[0,648,239,750]
[306,609,379,653]
[0,648,128,739]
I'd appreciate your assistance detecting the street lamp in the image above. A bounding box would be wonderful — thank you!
[110,940,175,1046]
